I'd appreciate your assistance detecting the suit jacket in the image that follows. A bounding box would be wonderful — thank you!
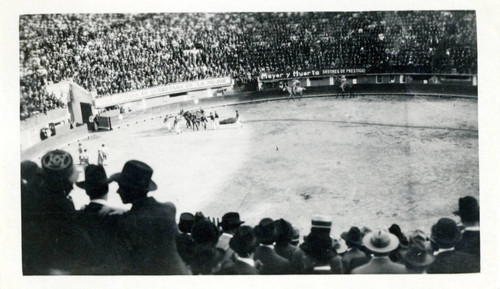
[114,197,190,275]
[275,242,297,262]
[290,247,343,274]
[342,247,371,274]
[455,230,480,258]
[427,250,479,273]
[77,202,123,274]
[254,245,290,274]
[351,256,406,274]
[218,258,259,275]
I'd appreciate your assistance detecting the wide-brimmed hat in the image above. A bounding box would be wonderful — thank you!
[430,218,462,248]
[341,226,363,246]
[453,196,479,222]
[219,212,245,230]
[253,218,276,244]
[109,160,157,191]
[362,229,400,254]
[178,212,195,234]
[76,164,109,190]
[191,220,220,244]
[274,218,294,243]
[41,149,78,183]
[401,230,435,266]
[230,226,258,256]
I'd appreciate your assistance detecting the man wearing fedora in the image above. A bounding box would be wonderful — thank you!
[177,212,196,266]
[217,212,245,260]
[218,226,260,274]
[351,229,406,274]
[427,218,479,273]
[341,226,371,274]
[76,164,125,274]
[190,219,225,274]
[253,218,290,274]
[454,196,480,260]
[290,216,343,274]
[109,160,190,275]
[23,149,93,274]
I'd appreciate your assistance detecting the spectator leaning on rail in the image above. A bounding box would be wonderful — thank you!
[109,160,190,275]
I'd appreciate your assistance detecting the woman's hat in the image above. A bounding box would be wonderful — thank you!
[362,229,400,254]
[109,160,157,191]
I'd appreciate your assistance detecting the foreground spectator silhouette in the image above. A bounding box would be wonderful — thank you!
[454,196,480,261]
[427,218,479,273]
[253,218,290,274]
[218,226,260,274]
[23,150,93,274]
[351,229,406,274]
[76,164,124,274]
[109,160,190,274]
[290,216,342,274]
[340,226,370,273]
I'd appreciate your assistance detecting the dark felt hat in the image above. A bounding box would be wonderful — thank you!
[430,218,462,248]
[453,196,479,222]
[41,149,78,182]
[300,231,334,260]
[229,226,258,256]
[220,212,245,230]
[341,226,363,246]
[76,164,109,190]
[253,218,276,244]
[274,218,294,243]
[179,212,195,234]
[191,220,220,244]
[109,160,157,191]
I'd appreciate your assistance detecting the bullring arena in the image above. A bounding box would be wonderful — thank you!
[24,93,478,238]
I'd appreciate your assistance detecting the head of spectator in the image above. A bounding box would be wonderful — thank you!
[254,218,276,245]
[179,212,195,234]
[21,160,43,211]
[291,228,300,247]
[300,215,336,261]
[274,218,294,246]
[109,160,157,204]
[230,225,258,258]
[388,224,409,247]
[430,218,462,249]
[40,149,79,197]
[191,219,220,246]
[341,226,364,248]
[453,196,479,226]
[401,230,435,273]
[76,164,109,200]
[362,229,400,257]
[219,212,245,234]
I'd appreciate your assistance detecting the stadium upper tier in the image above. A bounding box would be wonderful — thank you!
[19,11,477,119]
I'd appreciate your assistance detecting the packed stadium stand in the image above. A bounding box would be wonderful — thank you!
[20,11,476,119]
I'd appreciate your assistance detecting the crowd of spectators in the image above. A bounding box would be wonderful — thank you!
[20,11,477,118]
[21,150,480,275]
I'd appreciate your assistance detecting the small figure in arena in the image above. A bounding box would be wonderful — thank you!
[78,143,84,164]
[81,149,90,170]
[209,112,216,130]
[98,144,108,166]
[292,79,301,94]
[236,110,242,128]
[174,115,182,134]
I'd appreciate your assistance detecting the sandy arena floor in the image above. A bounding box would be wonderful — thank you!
[58,95,478,238]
